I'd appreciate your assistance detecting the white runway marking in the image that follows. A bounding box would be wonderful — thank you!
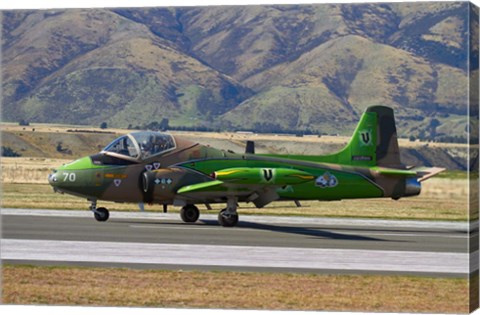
[1,239,472,274]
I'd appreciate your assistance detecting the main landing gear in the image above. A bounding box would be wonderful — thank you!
[89,200,239,227]
[218,209,238,227]
[180,199,239,227]
[90,200,110,222]
[180,204,200,223]
[218,198,239,227]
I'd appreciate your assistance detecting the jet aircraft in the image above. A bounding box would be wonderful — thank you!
[48,106,444,227]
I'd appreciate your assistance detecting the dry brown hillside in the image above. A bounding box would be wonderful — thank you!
[2,3,478,142]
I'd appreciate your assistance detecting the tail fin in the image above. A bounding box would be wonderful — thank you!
[325,105,402,167]
[370,106,402,167]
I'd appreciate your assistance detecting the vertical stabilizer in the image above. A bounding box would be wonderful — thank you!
[320,105,402,167]
[367,106,402,167]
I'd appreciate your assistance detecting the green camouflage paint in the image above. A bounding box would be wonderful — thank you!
[48,106,443,225]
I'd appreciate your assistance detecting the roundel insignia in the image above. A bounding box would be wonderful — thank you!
[315,172,338,188]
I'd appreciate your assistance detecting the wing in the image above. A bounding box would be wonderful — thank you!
[177,167,314,208]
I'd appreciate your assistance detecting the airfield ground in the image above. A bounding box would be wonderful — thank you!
[2,264,470,313]
[0,123,475,312]
[1,163,474,313]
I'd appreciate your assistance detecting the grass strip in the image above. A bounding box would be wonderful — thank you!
[2,264,469,313]
[1,182,468,221]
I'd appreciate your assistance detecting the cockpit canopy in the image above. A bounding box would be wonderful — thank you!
[102,131,176,161]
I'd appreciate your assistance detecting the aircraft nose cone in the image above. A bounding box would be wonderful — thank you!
[48,171,59,186]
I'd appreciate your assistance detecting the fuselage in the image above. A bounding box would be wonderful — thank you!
[48,132,418,206]
[47,106,443,227]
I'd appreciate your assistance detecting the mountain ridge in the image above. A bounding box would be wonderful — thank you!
[1,3,478,141]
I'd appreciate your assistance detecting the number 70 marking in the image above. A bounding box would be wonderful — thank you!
[63,172,76,182]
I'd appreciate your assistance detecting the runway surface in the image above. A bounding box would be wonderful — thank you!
[1,209,477,277]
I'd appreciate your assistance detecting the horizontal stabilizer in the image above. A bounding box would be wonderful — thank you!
[410,166,446,182]
[373,166,445,181]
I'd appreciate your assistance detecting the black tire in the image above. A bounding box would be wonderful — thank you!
[94,207,109,222]
[218,209,239,227]
[180,205,200,223]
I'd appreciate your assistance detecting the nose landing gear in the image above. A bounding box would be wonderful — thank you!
[90,200,110,222]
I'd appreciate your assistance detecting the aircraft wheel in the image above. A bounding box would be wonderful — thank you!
[218,209,238,227]
[94,207,110,222]
[180,204,200,223]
